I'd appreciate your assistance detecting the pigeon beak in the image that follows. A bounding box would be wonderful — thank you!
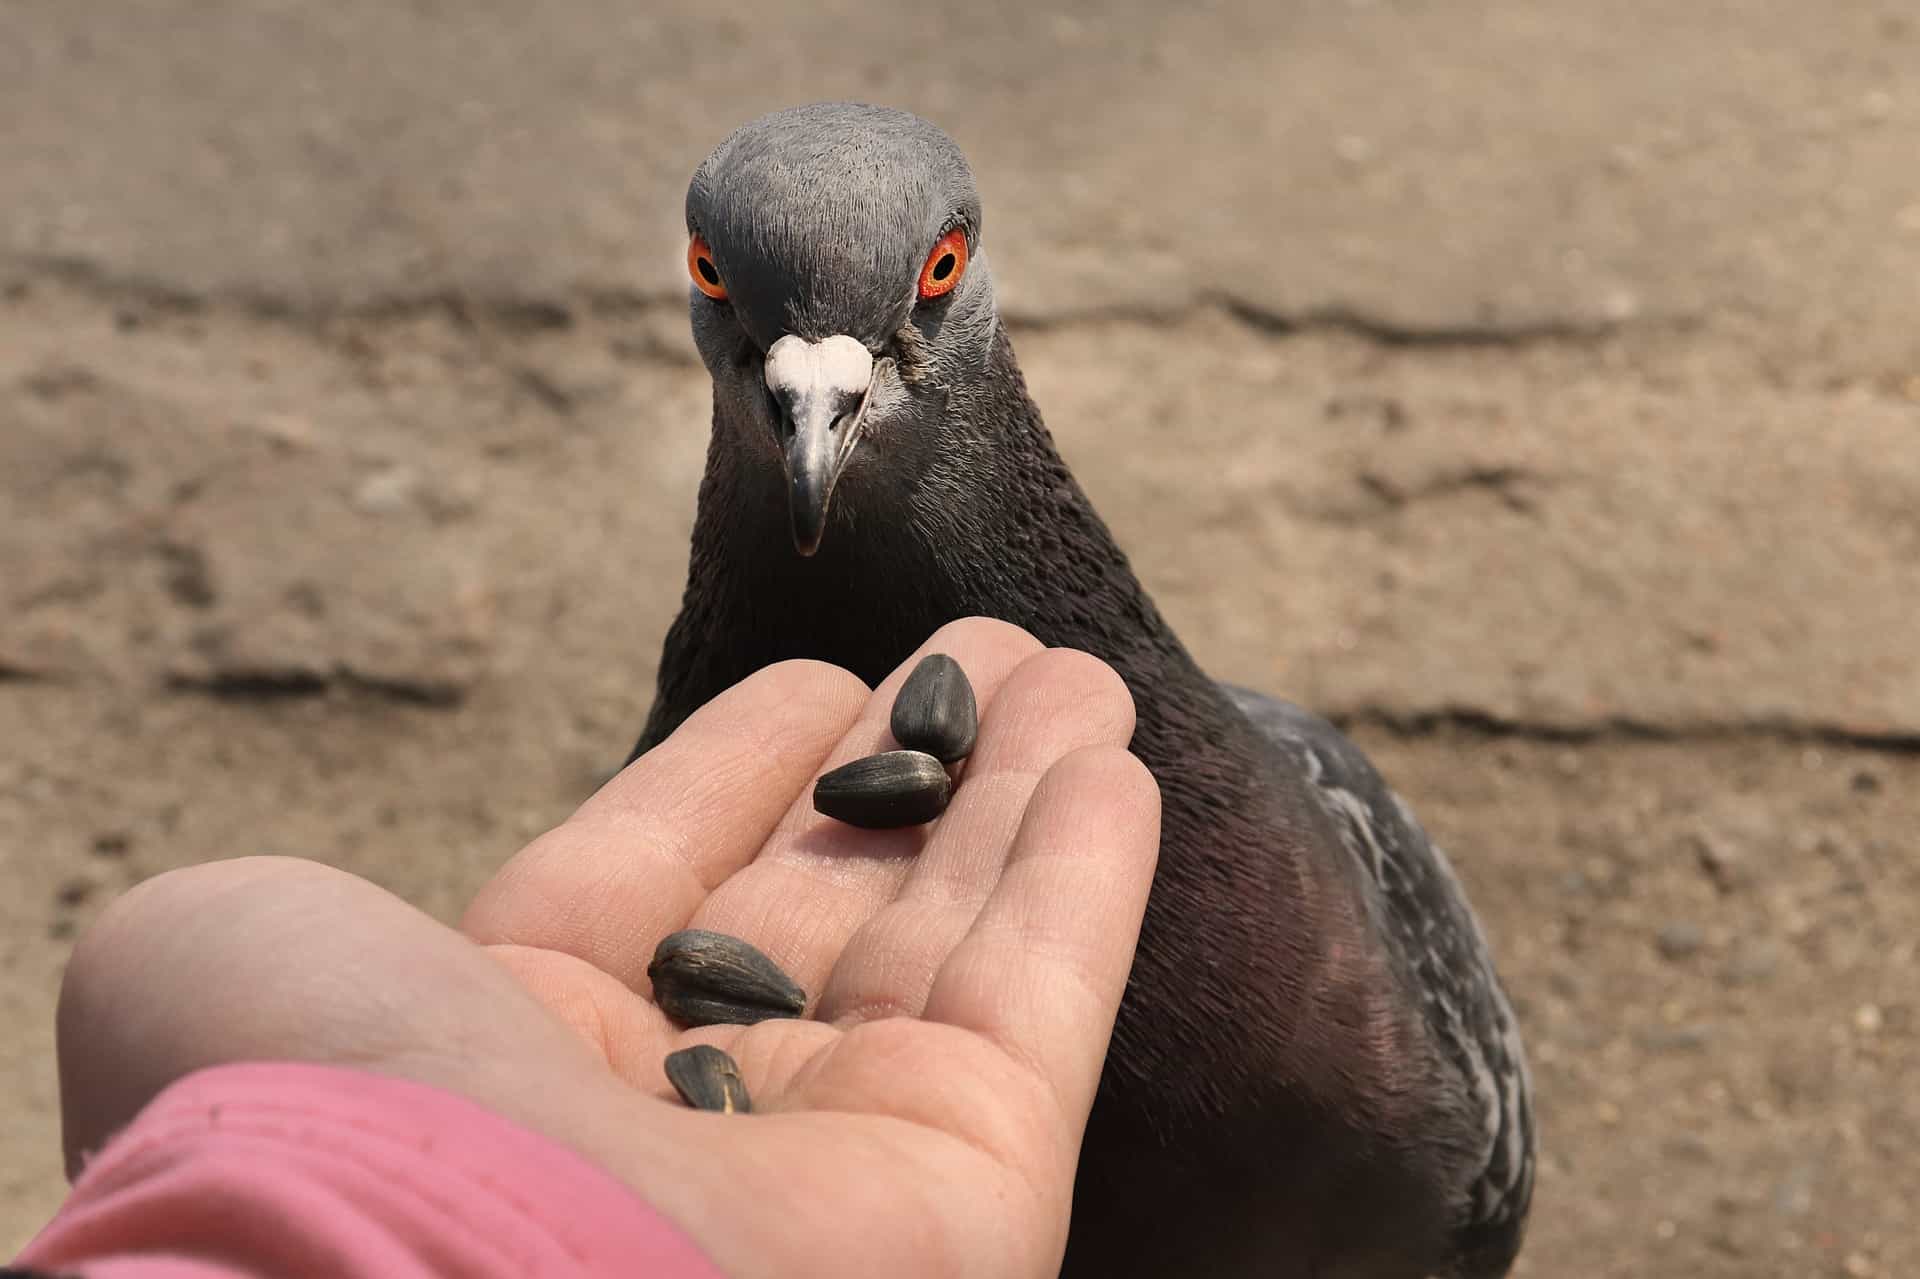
[764,334,876,556]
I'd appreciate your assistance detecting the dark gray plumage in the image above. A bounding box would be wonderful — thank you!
[629,102,1535,1279]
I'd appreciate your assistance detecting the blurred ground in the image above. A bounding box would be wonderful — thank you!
[2,2,1916,1274]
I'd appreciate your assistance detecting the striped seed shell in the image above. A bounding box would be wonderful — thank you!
[664,1044,753,1114]
[889,653,978,763]
[647,928,807,1027]
[813,749,953,829]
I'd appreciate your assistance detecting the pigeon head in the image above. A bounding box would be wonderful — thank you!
[682,102,999,555]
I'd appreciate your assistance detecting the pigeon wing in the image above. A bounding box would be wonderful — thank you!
[1219,682,1537,1275]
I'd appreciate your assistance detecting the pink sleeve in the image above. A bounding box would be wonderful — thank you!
[12,1061,727,1279]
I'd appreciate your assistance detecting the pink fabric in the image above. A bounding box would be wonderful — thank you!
[13,1062,726,1279]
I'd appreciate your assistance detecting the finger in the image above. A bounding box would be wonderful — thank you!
[813,648,1137,1026]
[462,657,868,989]
[921,747,1160,1148]
[679,616,1043,1008]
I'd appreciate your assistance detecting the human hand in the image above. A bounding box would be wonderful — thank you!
[55,617,1161,1279]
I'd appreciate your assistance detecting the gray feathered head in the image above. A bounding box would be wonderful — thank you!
[681,102,1000,555]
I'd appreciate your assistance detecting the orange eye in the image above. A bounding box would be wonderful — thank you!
[687,234,728,300]
[917,227,968,300]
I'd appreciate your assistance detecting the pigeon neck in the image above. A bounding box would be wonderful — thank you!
[643,326,1221,747]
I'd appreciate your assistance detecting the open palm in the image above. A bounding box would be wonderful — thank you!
[57,618,1160,1279]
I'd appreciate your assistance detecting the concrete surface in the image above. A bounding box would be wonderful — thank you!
[2,3,1915,1275]
[7,1,1920,367]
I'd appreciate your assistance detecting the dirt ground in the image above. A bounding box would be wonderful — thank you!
[3,3,1917,1275]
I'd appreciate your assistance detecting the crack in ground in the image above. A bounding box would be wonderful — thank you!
[164,666,466,709]
[1330,706,1920,756]
[6,254,1677,355]
[3,255,666,343]
[1356,464,1546,516]
[1217,298,1645,348]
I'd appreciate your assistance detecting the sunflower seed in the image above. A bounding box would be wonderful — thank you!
[647,928,807,1027]
[890,653,978,763]
[813,749,953,828]
[664,1044,753,1114]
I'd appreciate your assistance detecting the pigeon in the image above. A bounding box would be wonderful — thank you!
[628,102,1534,1279]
